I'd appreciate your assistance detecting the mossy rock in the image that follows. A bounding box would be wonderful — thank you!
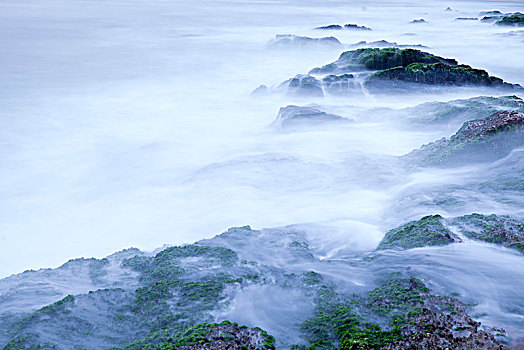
[403,95,524,124]
[298,277,506,350]
[496,12,524,26]
[366,62,520,90]
[309,48,457,75]
[377,215,460,250]
[405,111,524,167]
[449,213,524,254]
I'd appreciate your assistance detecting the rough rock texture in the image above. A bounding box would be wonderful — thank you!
[315,23,371,30]
[347,40,427,49]
[450,213,524,254]
[322,74,360,95]
[496,12,524,26]
[401,95,524,125]
[315,24,343,30]
[272,105,349,128]
[275,73,362,96]
[278,74,324,97]
[381,294,509,350]
[309,48,456,75]
[300,277,509,350]
[377,214,461,250]
[343,23,372,30]
[267,34,341,49]
[365,62,521,91]
[405,111,524,166]
[144,321,275,350]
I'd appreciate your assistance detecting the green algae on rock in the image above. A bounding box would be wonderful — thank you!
[496,12,524,26]
[298,277,509,350]
[405,110,524,167]
[377,215,461,250]
[402,95,524,124]
[309,48,456,75]
[115,321,275,350]
[365,62,521,91]
[450,213,524,254]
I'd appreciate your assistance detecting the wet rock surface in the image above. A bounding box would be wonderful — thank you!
[267,34,341,49]
[272,105,349,128]
[365,62,521,91]
[278,74,324,97]
[377,214,461,250]
[309,48,456,75]
[496,12,524,26]
[405,111,524,166]
[450,213,524,254]
[300,277,509,350]
[315,23,371,30]
[156,321,275,350]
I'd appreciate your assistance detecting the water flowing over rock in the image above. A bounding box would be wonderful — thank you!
[272,105,350,128]
[405,110,524,167]
[267,34,342,49]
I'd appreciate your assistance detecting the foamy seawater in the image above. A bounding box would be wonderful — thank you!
[0,0,523,283]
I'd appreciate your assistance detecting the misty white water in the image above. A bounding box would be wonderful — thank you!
[1,0,523,342]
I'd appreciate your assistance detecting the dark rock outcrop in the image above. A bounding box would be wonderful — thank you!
[147,321,275,350]
[267,34,341,49]
[496,12,524,26]
[315,23,371,30]
[479,10,503,16]
[411,19,427,23]
[278,74,324,97]
[309,48,457,75]
[402,95,524,125]
[315,24,343,30]
[344,23,372,30]
[365,62,521,91]
[302,277,509,350]
[322,73,360,95]
[348,40,427,49]
[405,111,524,166]
[377,214,461,250]
[450,213,524,254]
[272,105,349,128]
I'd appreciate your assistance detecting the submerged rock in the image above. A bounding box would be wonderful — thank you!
[129,321,275,350]
[377,213,523,254]
[266,34,341,49]
[348,40,428,49]
[250,84,269,96]
[377,214,461,250]
[0,222,520,349]
[479,10,503,16]
[411,18,427,23]
[278,74,324,97]
[272,105,349,128]
[300,277,509,350]
[309,48,457,75]
[450,213,524,254]
[481,15,503,23]
[322,73,361,95]
[269,48,520,95]
[405,110,524,166]
[402,95,524,125]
